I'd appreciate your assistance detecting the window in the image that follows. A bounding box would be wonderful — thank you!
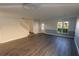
[57,22,63,33]
[57,21,69,34]
[63,21,69,33]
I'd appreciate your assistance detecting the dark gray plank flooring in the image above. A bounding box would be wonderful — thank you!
[0,33,78,56]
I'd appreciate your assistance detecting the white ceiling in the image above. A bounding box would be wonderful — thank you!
[0,3,79,19]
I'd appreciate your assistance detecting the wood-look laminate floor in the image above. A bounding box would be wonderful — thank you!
[0,33,78,56]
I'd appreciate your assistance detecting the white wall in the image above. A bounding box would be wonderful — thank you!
[33,20,40,33]
[62,17,76,32]
[20,18,40,34]
[0,18,29,43]
[44,19,57,31]
[0,7,76,43]
[0,15,41,43]
[40,17,76,32]
[0,12,30,43]
[74,17,79,54]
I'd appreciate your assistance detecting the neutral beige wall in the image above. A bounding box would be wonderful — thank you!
[0,11,30,43]
[20,18,40,34]
[22,18,33,32]
[0,18,29,43]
